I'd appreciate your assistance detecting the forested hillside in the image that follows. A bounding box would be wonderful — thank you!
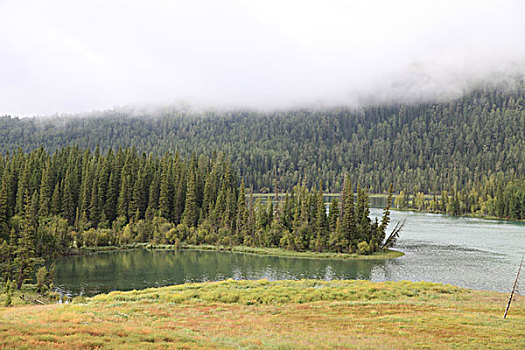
[1,87,523,193]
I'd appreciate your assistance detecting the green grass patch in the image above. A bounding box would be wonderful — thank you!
[90,279,463,305]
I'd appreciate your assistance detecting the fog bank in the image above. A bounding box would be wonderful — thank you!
[1,0,524,116]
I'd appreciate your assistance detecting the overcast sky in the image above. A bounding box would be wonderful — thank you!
[1,0,524,116]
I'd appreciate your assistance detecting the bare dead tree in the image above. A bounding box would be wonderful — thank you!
[381,218,406,249]
[503,253,523,319]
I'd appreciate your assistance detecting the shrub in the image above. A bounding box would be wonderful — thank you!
[36,266,49,293]
[4,280,13,307]
[357,241,369,255]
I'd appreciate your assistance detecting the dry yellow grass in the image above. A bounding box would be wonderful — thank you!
[1,280,523,349]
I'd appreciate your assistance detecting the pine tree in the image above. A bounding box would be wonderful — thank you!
[0,173,9,237]
[331,175,356,252]
[38,162,54,217]
[62,168,77,226]
[158,158,173,220]
[96,157,111,222]
[312,185,327,252]
[223,188,237,231]
[51,182,61,216]
[377,184,393,244]
[235,180,248,245]
[130,169,147,220]
[182,168,198,228]
[243,187,256,246]
[355,184,371,243]
[117,174,131,220]
[14,192,44,289]
[15,161,31,215]
[172,155,187,224]
[145,169,160,220]
[328,197,339,234]
[78,161,93,225]
[105,171,118,223]
[89,174,100,226]
[0,229,16,282]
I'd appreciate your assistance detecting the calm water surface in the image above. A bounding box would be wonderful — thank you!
[55,209,524,296]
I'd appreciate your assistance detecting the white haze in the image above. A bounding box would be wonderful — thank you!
[0,0,524,116]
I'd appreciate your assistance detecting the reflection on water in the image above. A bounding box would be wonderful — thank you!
[55,249,386,296]
[55,209,524,296]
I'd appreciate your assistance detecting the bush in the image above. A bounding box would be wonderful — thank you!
[82,228,113,247]
[119,224,134,245]
[36,266,49,293]
[357,241,369,255]
[4,280,13,307]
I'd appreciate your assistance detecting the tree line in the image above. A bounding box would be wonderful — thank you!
[394,175,525,220]
[0,86,523,194]
[0,146,395,289]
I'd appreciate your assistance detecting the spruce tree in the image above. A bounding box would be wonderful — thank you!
[62,168,77,226]
[158,158,173,220]
[14,192,43,289]
[377,183,393,244]
[117,174,131,220]
[38,162,54,217]
[331,175,356,252]
[312,185,327,252]
[105,171,118,223]
[15,161,30,215]
[0,174,9,237]
[235,180,248,245]
[182,168,198,228]
[51,182,61,216]
[130,169,147,220]
[146,169,160,220]
[89,175,100,226]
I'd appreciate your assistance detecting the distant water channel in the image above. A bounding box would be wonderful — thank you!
[55,209,524,296]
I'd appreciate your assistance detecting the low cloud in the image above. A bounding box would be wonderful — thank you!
[1,0,524,116]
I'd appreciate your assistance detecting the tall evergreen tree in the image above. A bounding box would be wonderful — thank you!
[182,168,198,228]
[14,192,43,289]
[38,162,54,217]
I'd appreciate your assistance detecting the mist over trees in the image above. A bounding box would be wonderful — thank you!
[1,87,523,195]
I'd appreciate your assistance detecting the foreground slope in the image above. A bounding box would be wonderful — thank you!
[1,280,523,349]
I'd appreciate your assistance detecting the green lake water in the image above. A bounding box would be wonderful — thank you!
[55,209,524,296]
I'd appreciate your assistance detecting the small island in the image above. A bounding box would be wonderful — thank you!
[0,147,402,295]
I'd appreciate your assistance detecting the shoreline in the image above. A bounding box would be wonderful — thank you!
[389,207,525,223]
[71,243,404,260]
[254,192,525,223]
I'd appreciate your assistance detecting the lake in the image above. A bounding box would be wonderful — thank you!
[55,209,524,296]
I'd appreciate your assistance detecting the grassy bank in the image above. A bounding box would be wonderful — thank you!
[0,279,523,349]
[180,244,405,260]
[74,243,404,260]
[0,284,60,308]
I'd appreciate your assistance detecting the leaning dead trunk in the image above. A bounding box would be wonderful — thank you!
[503,254,524,319]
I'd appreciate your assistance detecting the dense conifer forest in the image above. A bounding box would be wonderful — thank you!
[0,147,394,289]
[0,87,523,194]
[1,86,524,291]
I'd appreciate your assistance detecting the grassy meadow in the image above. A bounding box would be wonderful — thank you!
[1,279,524,349]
